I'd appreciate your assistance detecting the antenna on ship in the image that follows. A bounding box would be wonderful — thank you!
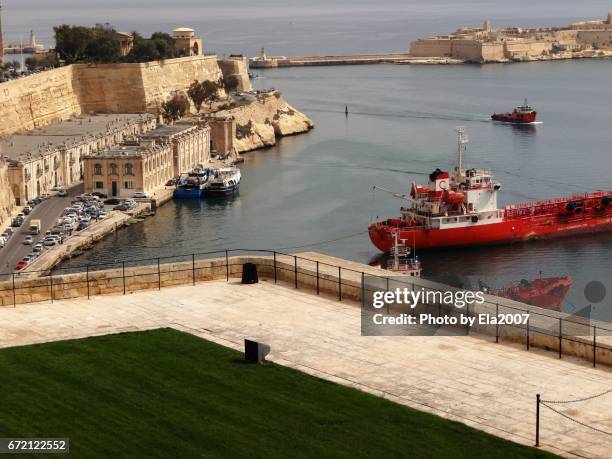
[455,127,468,178]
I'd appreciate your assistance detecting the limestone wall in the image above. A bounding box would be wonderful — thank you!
[218,58,253,92]
[577,30,612,49]
[0,66,81,138]
[0,56,225,140]
[410,39,452,57]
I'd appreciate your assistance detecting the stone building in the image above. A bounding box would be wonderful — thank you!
[82,123,210,197]
[173,28,203,56]
[0,114,157,205]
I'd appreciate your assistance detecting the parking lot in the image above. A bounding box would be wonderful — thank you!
[0,186,138,278]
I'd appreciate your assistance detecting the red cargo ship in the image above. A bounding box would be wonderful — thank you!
[369,128,612,252]
[483,276,572,311]
[492,99,537,124]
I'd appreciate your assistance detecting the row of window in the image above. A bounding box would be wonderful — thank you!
[94,163,134,176]
[95,181,134,189]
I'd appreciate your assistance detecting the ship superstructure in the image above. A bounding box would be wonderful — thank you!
[369,128,612,251]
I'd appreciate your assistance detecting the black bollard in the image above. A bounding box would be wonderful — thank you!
[244,339,270,363]
[241,262,259,284]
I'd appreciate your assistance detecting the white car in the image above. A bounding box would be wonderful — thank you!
[58,189,68,197]
[98,211,108,219]
[132,192,148,199]
[23,235,34,245]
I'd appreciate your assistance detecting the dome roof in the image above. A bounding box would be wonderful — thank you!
[173,27,195,33]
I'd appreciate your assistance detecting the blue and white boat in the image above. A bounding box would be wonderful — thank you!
[174,167,211,199]
[206,167,241,197]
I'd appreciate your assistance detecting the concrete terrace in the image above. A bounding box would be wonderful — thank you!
[1,277,612,458]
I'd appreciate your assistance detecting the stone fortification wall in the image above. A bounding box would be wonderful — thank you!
[410,39,453,57]
[217,59,253,92]
[0,66,81,138]
[0,56,227,139]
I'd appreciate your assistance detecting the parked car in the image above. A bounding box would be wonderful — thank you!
[0,236,6,248]
[33,243,44,253]
[43,238,57,247]
[91,191,108,199]
[132,191,149,199]
[40,194,50,200]
[98,211,108,219]
[104,198,121,206]
[23,205,32,215]
[165,178,177,186]
[113,204,129,211]
[15,259,28,271]
[11,218,23,227]
[3,228,13,239]
[77,221,89,231]
[58,188,68,197]
[51,185,63,191]
[23,235,34,245]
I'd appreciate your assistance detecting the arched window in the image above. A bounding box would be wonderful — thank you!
[124,163,134,175]
[94,164,103,175]
[110,163,118,175]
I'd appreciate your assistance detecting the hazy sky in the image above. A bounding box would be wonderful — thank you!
[3,1,611,56]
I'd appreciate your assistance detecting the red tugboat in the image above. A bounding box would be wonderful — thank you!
[368,128,612,252]
[481,276,572,311]
[492,99,537,124]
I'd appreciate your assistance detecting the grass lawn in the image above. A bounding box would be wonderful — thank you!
[0,328,556,458]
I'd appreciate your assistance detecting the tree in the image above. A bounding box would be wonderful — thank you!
[125,31,176,63]
[187,80,206,112]
[25,53,60,71]
[162,93,190,122]
[54,25,96,63]
[222,74,240,93]
[202,80,221,109]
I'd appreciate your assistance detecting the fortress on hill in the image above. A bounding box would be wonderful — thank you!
[410,13,612,63]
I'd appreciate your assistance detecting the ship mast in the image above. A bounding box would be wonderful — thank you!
[454,127,468,180]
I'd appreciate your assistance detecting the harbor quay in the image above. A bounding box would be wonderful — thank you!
[1,252,612,458]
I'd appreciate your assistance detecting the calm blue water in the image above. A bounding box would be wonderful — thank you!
[13,0,612,315]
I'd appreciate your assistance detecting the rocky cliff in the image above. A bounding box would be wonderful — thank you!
[217,92,314,153]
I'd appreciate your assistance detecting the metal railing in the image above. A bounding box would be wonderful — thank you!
[1,248,611,367]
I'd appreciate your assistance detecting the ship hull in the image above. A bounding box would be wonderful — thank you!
[491,112,537,124]
[206,183,240,197]
[369,216,612,252]
[174,188,204,199]
[495,277,572,311]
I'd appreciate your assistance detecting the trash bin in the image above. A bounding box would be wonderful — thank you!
[241,262,258,284]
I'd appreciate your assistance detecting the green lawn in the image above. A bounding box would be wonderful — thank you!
[0,329,556,458]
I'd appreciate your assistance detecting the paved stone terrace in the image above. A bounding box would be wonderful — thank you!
[1,279,612,458]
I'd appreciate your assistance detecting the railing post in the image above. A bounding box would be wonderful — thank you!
[122,261,126,295]
[294,256,298,289]
[535,393,540,447]
[316,261,320,295]
[495,303,499,343]
[558,318,562,359]
[593,325,597,368]
[361,272,365,308]
[273,251,277,284]
[12,273,16,307]
[192,253,196,286]
[526,314,530,350]
[225,250,229,281]
[50,270,54,303]
[86,265,90,299]
[158,258,161,290]
[338,266,342,301]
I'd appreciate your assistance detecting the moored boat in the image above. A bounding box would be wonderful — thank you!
[174,167,211,199]
[206,167,241,197]
[368,128,612,252]
[492,99,537,124]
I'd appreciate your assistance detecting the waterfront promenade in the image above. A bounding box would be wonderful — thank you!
[1,273,612,457]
